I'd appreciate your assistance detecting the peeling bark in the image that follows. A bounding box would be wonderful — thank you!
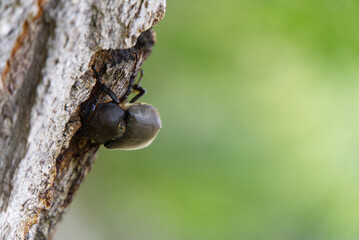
[0,0,165,239]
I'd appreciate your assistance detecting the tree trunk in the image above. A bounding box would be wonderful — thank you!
[0,1,166,239]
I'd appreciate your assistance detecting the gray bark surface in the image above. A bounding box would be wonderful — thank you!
[0,1,166,239]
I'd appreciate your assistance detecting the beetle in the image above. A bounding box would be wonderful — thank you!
[80,64,161,150]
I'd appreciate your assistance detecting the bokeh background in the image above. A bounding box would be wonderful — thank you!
[56,1,359,239]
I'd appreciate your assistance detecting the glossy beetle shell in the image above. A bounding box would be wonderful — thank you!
[104,104,162,150]
[81,102,126,144]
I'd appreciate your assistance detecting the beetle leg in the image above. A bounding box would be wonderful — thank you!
[100,83,120,104]
[119,51,146,103]
[120,51,140,102]
[120,70,135,102]
[130,69,146,103]
[91,65,119,104]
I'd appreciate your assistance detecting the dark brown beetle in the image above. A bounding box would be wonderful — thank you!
[80,65,161,150]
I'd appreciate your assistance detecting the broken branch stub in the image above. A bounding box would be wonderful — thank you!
[0,0,165,239]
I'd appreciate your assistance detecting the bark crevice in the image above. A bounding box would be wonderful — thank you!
[0,0,165,239]
[0,8,57,213]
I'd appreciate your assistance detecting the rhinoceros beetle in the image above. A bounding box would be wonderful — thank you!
[80,64,161,150]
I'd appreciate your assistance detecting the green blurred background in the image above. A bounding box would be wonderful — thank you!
[56,1,359,239]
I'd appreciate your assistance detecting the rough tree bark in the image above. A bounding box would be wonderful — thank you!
[0,0,166,239]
